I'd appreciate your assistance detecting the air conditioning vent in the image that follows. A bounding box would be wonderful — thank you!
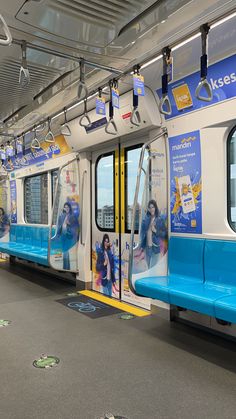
[16,0,157,47]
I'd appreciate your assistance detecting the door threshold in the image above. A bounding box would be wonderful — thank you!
[79,290,150,317]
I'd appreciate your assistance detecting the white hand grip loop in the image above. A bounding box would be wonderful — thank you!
[195,79,213,102]
[79,113,92,128]
[31,138,41,150]
[130,107,141,127]
[0,14,12,46]
[105,118,118,135]
[159,94,172,116]
[45,130,55,144]
[61,123,71,136]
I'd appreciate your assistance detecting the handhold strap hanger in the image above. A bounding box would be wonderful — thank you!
[45,117,55,143]
[130,65,141,127]
[159,46,172,116]
[79,98,92,128]
[105,80,118,135]
[78,58,89,101]
[0,14,12,46]
[19,41,30,88]
[31,126,41,150]
[61,107,71,136]
[195,24,213,102]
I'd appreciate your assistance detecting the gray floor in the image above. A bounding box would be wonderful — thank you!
[0,262,236,419]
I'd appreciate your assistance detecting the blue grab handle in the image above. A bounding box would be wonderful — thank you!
[201,54,208,78]
[162,73,168,95]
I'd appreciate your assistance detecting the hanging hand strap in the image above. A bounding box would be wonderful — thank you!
[45,118,55,143]
[79,98,92,128]
[130,90,141,127]
[195,24,213,102]
[19,41,30,88]
[105,82,117,135]
[0,14,12,46]
[61,107,71,136]
[78,59,89,100]
[31,127,41,150]
[159,47,172,116]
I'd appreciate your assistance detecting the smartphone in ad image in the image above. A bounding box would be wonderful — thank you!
[177,175,196,214]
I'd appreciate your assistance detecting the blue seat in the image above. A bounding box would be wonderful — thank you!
[0,225,49,267]
[135,237,236,322]
[214,296,236,324]
[206,240,236,323]
[135,237,205,303]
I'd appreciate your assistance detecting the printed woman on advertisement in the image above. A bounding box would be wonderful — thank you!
[140,199,167,269]
[96,234,115,297]
[0,207,10,238]
[57,202,78,270]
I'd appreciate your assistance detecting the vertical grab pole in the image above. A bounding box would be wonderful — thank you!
[128,128,168,295]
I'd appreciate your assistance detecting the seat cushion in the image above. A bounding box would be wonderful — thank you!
[214,294,236,323]
[0,242,48,266]
[135,275,203,304]
[170,283,236,317]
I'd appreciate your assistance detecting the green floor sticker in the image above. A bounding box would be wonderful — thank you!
[66,292,78,297]
[119,313,136,320]
[0,320,11,327]
[33,355,60,369]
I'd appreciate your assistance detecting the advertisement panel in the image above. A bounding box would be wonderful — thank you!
[169,130,202,234]
[157,54,236,119]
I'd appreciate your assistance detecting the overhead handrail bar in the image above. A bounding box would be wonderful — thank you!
[127,127,168,295]
[195,24,213,102]
[80,170,87,246]
[105,81,118,135]
[45,118,55,144]
[0,14,12,46]
[19,41,30,88]
[159,47,172,116]
[78,59,89,101]
[31,126,41,150]
[79,98,92,128]
[61,107,71,136]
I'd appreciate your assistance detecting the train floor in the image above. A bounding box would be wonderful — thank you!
[0,262,236,419]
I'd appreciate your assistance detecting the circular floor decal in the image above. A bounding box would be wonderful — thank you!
[119,313,136,320]
[33,355,60,369]
[0,320,11,327]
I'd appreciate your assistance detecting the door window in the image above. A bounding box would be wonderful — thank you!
[95,153,115,231]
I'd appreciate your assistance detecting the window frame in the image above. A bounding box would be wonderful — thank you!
[24,172,49,225]
[124,143,143,234]
[227,125,236,232]
[95,151,116,232]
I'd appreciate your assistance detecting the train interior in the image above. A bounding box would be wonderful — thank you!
[0,1,236,418]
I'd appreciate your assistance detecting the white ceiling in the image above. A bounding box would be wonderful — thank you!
[0,0,235,139]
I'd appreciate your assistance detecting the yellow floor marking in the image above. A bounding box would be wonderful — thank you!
[79,290,150,317]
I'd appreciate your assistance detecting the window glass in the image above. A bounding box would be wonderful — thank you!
[24,173,48,224]
[228,128,236,231]
[96,153,115,230]
[125,146,146,232]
